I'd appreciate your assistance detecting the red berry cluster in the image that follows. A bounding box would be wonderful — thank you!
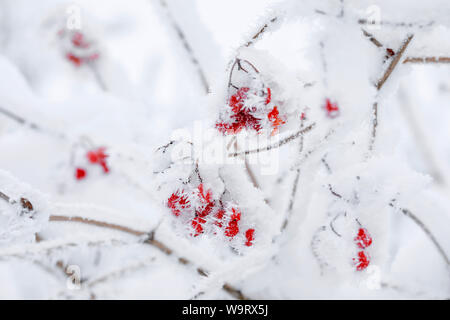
[167,183,255,246]
[353,228,373,271]
[75,147,110,181]
[60,30,100,67]
[216,87,285,136]
[324,98,339,118]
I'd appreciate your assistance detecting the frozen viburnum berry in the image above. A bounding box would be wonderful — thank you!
[267,106,285,135]
[225,208,241,238]
[216,85,284,135]
[167,190,190,217]
[87,147,110,173]
[58,28,100,67]
[354,250,370,271]
[245,228,255,247]
[354,228,373,249]
[66,53,83,67]
[324,98,339,118]
[214,209,225,228]
[191,216,207,237]
[75,168,87,180]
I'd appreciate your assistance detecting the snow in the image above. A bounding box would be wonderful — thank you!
[0,0,449,299]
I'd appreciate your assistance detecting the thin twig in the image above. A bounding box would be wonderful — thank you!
[389,203,449,266]
[229,123,315,157]
[243,17,278,48]
[361,28,383,48]
[369,34,414,151]
[281,118,306,231]
[403,57,450,64]
[376,34,414,90]
[358,19,434,29]
[157,0,209,93]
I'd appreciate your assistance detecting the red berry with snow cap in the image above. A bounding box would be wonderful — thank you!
[354,250,370,271]
[355,228,373,249]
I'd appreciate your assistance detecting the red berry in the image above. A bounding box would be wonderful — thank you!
[75,168,87,180]
[354,250,370,271]
[72,32,90,49]
[214,209,225,228]
[66,53,83,67]
[355,228,373,249]
[225,208,241,238]
[265,87,272,105]
[167,190,190,217]
[229,87,249,113]
[245,228,255,246]
[87,147,109,173]
[324,98,339,118]
[267,106,285,135]
[191,216,206,237]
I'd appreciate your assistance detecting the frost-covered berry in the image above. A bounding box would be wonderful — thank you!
[354,250,370,271]
[355,228,373,249]
[245,228,255,246]
[58,28,100,67]
[324,98,339,118]
[267,106,285,135]
[225,208,241,238]
[191,216,206,237]
[216,84,284,135]
[75,167,87,180]
[167,190,190,217]
[87,147,110,173]
[71,32,90,49]
[66,53,83,67]
[214,209,225,228]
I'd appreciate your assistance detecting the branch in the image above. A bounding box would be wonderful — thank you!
[376,34,414,90]
[229,123,315,157]
[369,34,414,151]
[389,203,449,266]
[0,190,34,212]
[403,57,450,64]
[49,214,251,300]
[156,0,209,93]
[242,17,278,48]
[358,19,434,29]
[281,117,306,231]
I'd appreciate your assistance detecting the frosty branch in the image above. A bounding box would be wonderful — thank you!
[48,214,250,299]
[229,123,315,157]
[156,0,210,93]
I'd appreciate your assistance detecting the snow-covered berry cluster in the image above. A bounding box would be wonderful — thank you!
[215,59,286,136]
[58,29,100,67]
[353,227,372,271]
[167,182,255,247]
[75,147,110,181]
